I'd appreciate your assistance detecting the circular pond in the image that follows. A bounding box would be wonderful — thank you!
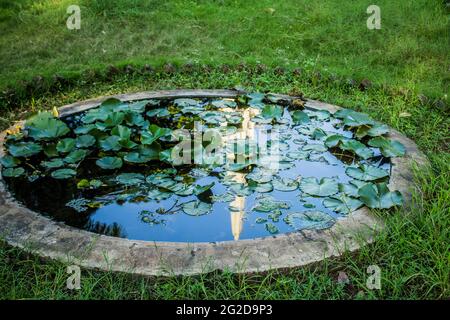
[0,90,427,275]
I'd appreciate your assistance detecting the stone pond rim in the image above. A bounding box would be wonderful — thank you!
[0,89,429,276]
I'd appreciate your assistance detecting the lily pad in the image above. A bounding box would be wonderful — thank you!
[146,108,170,118]
[2,167,25,178]
[291,110,310,125]
[96,157,123,170]
[323,194,363,214]
[41,158,65,169]
[0,155,21,168]
[368,137,406,157]
[75,135,96,148]
[284,211,335,230]
[8,142,42,157]
[272,177,299,191]
[346,164,389,181]
[182,200,212,216]
[302,144,327,153]
[51,168,76,179]
[265,223,279,234]
[56,138,76,153]
[300,177,339,197]
[26,112,70,140]
[253,196,290,212]
[99,136,122,151]
[141,124,172,145]
[358,182,403,209]
[116,173,145,185]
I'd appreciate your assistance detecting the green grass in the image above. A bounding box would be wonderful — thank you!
[0,71,449,299]
[0,0,448,299]
[0,0,449,98]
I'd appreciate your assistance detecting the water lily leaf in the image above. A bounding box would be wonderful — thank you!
[302,144,327,153]
[272,177,299,191]
[300,177,339,197]
[41,158,64,169]
[99,136,122,151]
[103,112,125,127]
[182,200,212,216]
[125,112,149,128]
[256,217,267,224]
[342,111,376,127]
[355,123,389,139]
[64,149,88,164]
[126,100,150,113]
[340,139,374,159]
[116,173,145,185]
[211,99,237,108]
[74,124,96,135]
[56,138,76,153]
[261,105,283,121]
[199,111,226,125]
[146,108,170,118]
[0,155,21,168]
[124,144,160,163]
[248,180,273,193]
[291,110,310,125]
[253,195,290,212]
[229,183,253,196]
[211,192,236,202]
[284,211,335,230]
[286,150,309,160]
[141,124,172,145]
[246,169,273,183]
[25,112,70,140]
[309,110,331,121]
[225,112,243,124]
[111,125,131,140]
[96,157,123,170]
[51,168,76,179]
[194,182,215,195]
[368,136,405,157]
[247,93,265,108]
[346,164,389,181]
[323,194,363,214]
[2,167,25,177]
[174,98,198,108]
[82,108,110,123]
[358,182,403,209]
[324,134,347,148]
[225,162,254,172]
[75,134,96,148]
[265,223,279,234]
[312,128,327,140]
[147,189,172,201]
[8,142,42,157]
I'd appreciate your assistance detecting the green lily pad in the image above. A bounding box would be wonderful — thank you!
[302,144,327,153]
[41,158,65,169]
[103,112,125,127]
[265,223,279,234]
[253,195,290,212]
[346,164,389,181]
[256,217,267,224]
[299,177,339,197]
[342,111,376,127]
[26,112,70,140]
[56,138,76,153]
[368,136,406,157]
[74,124,96,135]
[291,110,310,125]
[194,182,215,195]
[75,135,96,148]
[309,110,331,121]
[182,200,212,216]
[43,144,59,158]
[0,155,21,168]
[248,180,274,193]
[64,149,88,164]
[261,105,283,121]
[51,168,76,179]
[8,142,42,157]
[124,145,160,163]
[358,182,403,209]
[199,111,226,124]
[99,136,122,151]
[2,167,25,178]
[284,211,336,230]
[96,157,123,170]
[146,108,170,118]
[355,123,389,139]
[111,125,132,140]
[116,173,145,185]
[272,177,299,191]
[323,194,363,214]
[141,124,172,145]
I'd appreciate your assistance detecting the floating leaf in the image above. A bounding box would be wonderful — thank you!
[300,177,339,197]
[124,145,160,163]
[194,182,215,195]
[272,177,299,191]
[0,155,21,168]
[182,200,212,216]
[116,173,145,185]
[256,217,267,224]
[346,164,389,181]
[199,111,226,125]
[141,124,172,145]
[51,168,76,179]
[358,183,403,209]
[368,136,406,157]
[41,158,65,169]
[146,108,170,118]
[43,144,58,158]
[211,99,237,108]
[111,125,131,140]
[355,123,389,139]
[56,138,76,153]
[75,135,96,148]
[64,149,88,164]
[103,112,125,127]
[340,139,374,159]
[2,167,25,178]
[25,112,70,140]
[265,223,279,234]
[261,105,283,121]
[284,211,335,230]
[323,194,363,214]
[253,196,290,212]
[309,110,331,121]
[291,110,310,125]
[302,144,327,153]
[7,142,42,157]
[96,157,123,170]
[342,111,376,127]
[99,136,122,151]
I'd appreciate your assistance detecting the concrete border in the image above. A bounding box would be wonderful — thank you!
[0,90,429,276]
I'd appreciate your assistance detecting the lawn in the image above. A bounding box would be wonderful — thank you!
[0,0,449,300]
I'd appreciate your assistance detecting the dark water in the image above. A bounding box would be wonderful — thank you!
[6,105,391,242]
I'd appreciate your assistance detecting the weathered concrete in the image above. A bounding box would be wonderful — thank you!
[0,90,429,276]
